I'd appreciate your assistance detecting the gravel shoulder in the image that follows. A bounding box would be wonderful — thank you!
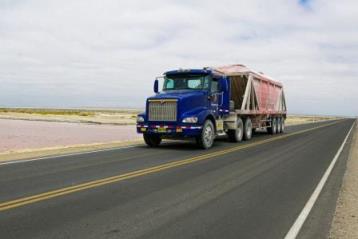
[285,115,339,126]
[0,139,143,162]
[330,119,358,239]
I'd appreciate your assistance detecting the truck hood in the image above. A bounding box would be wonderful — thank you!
[148,90,206,101]
[148,90,208,113]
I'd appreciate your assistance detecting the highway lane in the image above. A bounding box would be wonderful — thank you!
[0,119,355,239]
[0,121,336,201]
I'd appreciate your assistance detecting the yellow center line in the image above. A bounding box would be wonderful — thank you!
[0,120,342,212]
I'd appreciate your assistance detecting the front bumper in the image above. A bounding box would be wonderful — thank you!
[136,123,202,137]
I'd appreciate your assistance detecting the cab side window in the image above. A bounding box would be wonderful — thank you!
[211,79,218,93]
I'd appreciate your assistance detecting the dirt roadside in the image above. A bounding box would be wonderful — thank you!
[0,110,139,125]
[0,139,143,163]
[330,120,358,239]
[285,115,340,126]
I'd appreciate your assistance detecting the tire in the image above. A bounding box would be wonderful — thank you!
[281,118,285,133]
[197,120,215,149]
[277,117,282,133]
[143,134,161,147]
[268,117,277,135]
[243,117,253,140]
[228,117,244,142]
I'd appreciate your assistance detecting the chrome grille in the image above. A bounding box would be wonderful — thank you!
[148,100,177,122]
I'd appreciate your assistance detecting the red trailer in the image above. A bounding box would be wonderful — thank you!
[214,64,287,141]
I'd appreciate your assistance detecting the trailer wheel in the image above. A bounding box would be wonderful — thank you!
[227,117,243,142]
[277,117,282,133]
[268,117,277,135]
[197,120,215,149]
[243,117,253,140]
[143,134,162,147]
[280,118,285,133]
[273,117,277,134]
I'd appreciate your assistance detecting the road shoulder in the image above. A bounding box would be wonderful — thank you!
[329,120,358,239]
[0,139,142,163]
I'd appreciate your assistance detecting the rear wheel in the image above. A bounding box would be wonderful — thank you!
[277,117,282,133]
[243,117,253,140]
[197,120,215,149]
[281,117,285,133]
[143,134,162,147]
[228,117,244,142]
[268,117,277,134]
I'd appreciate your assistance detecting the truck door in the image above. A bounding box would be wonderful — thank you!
[210,78,222,117]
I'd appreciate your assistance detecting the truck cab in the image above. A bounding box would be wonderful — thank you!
[136,68,230,149]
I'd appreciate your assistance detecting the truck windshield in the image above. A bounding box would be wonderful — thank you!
[163,75,210,91]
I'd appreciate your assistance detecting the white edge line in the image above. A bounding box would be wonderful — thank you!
[0,144,139,166]
[284,120,356,239]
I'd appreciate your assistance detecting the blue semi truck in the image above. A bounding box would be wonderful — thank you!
[136,65,287,149]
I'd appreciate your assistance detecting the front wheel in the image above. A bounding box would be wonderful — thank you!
[143,134,162,147]
[197,120,215,149]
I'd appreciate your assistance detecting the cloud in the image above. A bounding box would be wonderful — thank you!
[0,0,357,116]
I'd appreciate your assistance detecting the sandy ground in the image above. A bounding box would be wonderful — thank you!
[0,119,140,154]
[285,115,338,126]
[329,120,358,239]
[0,110,139,125]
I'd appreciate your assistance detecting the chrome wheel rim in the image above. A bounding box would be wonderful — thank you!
[203,124,213,146]
[246,121,252,138]
[236,127,242,139]
[282,120,285,132]
[236,119,243,140]
[277,118,281,132]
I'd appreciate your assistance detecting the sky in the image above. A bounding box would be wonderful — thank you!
[0,0,357,116]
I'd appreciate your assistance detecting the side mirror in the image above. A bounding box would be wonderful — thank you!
[218,78,228,92]
[153,79,159,93]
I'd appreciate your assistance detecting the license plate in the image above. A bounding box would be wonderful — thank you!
[158,127,166,133]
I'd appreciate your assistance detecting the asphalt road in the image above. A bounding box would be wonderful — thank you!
[0,119,355,239]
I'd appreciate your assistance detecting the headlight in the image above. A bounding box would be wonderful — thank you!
[182,117,198,123]
[137,116,145,123]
